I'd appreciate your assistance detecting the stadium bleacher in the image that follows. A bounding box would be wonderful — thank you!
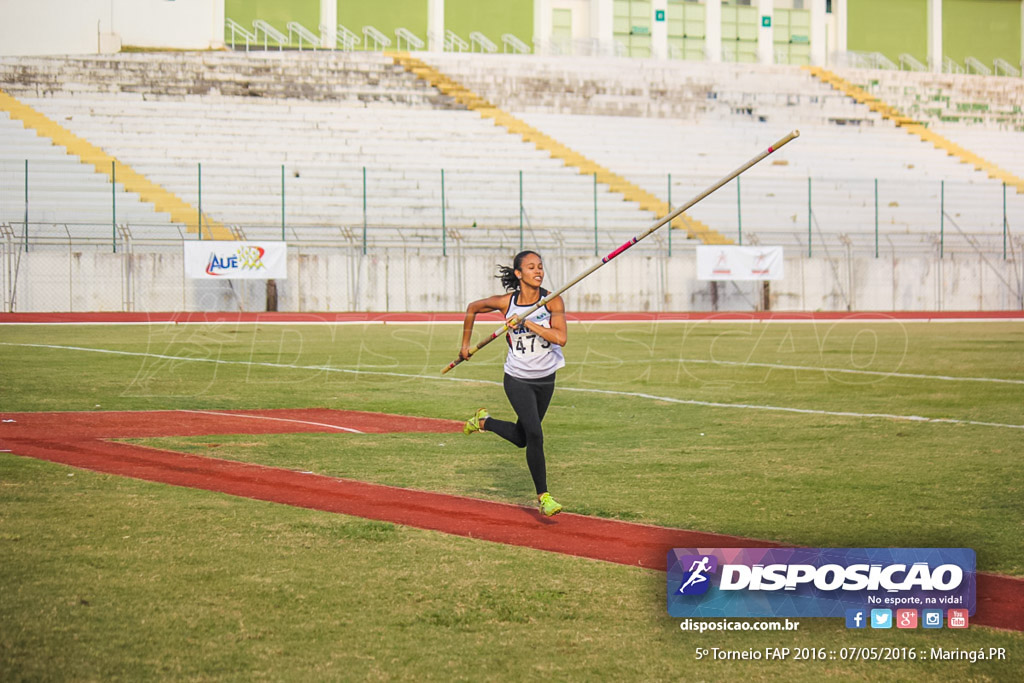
[0,50,1020,255]
[830,67,1024,132]
[0,52,670,254]
[0,111,174,241]
[421,53,1019,248]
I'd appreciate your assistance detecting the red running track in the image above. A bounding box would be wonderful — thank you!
[1,408,1021,631]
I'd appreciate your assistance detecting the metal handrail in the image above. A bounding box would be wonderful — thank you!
[943,56,965,74]
[444,29,469,53]
[395,27,424,51]
[870,52,898,70]
[843,51,897,70]
[993,58,1021,78]
[964,56,992,76]
[332,24,361,51]
[287,22,319,51]
[470,32,497,54]
[501,33,530,54]
[253,20,287,51]
[225,18,256,52]
[899,53,927,72]
[574,38,608,57]
[363,25,391,50]
[317,24,337,50]
[7,223,1019,258]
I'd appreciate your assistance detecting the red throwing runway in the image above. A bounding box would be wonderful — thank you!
[1,408,1020,631]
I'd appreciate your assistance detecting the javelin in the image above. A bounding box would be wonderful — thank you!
[441,129,800,375]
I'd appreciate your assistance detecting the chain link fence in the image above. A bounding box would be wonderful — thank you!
[2,157,1021,312]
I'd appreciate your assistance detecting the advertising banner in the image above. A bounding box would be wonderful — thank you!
[184,242,287,279]
[696,246,784,281]
[668,548,976,620]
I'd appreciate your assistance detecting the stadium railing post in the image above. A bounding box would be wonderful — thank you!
[1003,182,1008,260]
[668,172,673,256]
[281,164,286,241]
[874,178,878,259]
[441,168,446,257]
[112,160,117,254]
[198,162,203,241]
[519,170,523,252]
[362,166,367,255]
[807,176,812,258]
[23,159,28,253]
[593,172,598,257]
[940,180,945,259]
[737,174,742,246]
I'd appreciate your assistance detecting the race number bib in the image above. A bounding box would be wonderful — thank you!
[509,329,551,358]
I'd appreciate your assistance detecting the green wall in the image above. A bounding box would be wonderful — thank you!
[220,0,1024,64]
[943,0,1021,65]
[225,0,532,52]
[338,0,428,48]
[847,0,1021,66]
[847,0,928,64]
[445,0,533,51]
[225,0,320,41]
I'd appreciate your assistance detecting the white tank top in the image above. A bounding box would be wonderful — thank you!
[503,289,566,380]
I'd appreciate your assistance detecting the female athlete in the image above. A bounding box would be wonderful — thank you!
[458,250,567,517]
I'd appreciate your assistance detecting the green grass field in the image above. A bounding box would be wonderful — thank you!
[1,320,1022,680]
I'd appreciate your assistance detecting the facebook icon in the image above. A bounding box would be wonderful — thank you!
[845,608,867,629]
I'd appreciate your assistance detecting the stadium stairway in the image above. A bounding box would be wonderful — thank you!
[388,52,731,245]
[805,66,1024,195]
[0,88,235,239]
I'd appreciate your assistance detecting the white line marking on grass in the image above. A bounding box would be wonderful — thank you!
[4,342,1022,431]
[553,386,1024,430]
[581,357,1024,385]
[177,409,364,434]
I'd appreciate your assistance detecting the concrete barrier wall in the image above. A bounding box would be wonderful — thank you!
[3,247,1022,313]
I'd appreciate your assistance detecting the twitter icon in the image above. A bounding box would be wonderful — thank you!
[870,609,893,629]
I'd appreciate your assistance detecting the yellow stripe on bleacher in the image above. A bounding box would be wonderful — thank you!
[0,89,235,239]
[804,66,1024,195]
[389,52,732,245]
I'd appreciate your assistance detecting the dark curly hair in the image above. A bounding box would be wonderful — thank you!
[496,250,541,292]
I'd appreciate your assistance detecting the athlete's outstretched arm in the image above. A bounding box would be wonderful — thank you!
[459,293,512,360]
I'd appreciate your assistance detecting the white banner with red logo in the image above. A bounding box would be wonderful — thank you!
[184,242,288,279]
[696,246,784,281]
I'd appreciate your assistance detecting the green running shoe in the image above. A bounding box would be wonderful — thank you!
[539,492,563,517]
[463,407,488,435]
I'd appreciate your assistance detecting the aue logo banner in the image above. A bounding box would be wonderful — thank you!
[184,242,288,280]
[667,548,975,618]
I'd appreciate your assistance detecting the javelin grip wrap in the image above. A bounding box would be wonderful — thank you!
[441,130,799,374]
[602,238,637,263]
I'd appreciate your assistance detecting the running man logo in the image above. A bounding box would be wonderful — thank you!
[712,251,732,276]
[751,251,772,276]
[677,554,718,595]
